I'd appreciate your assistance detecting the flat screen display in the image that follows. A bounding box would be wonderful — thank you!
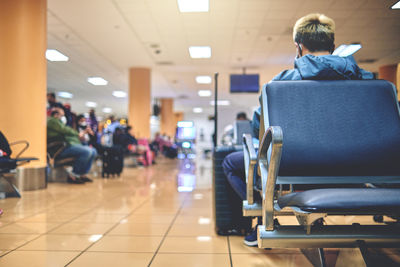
[176,126,196,140]
[230,74,260,93]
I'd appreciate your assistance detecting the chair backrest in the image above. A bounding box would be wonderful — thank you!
[262,80,400,176]
[233,120,253,145]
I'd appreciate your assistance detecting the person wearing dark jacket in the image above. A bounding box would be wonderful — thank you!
[222,13,374,247]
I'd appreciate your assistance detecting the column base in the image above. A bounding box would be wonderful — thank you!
[14,166,47,191]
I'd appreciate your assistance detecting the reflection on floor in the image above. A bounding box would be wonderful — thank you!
[0,157,399,266]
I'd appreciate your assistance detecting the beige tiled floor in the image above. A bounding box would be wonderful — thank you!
[0,157,399,266]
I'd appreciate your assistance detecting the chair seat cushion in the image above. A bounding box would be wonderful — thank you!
[0,158,17,173]
[277,188,400,214]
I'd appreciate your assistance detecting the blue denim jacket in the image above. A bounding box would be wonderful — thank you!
[251,54,374,138]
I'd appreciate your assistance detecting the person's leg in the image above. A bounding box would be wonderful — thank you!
[59,145,96,175]
[222,150,261,247]
[222,151,247,200]
[83,147,97,174]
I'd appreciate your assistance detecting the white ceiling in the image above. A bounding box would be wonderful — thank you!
[47,0,400,118]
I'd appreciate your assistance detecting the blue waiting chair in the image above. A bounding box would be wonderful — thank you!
[242,80,400,265]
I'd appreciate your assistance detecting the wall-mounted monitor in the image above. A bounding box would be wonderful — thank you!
[176,121,196,140]
[230,74,259,93]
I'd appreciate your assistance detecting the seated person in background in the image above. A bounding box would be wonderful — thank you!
[112,127,130,150]
[113,126,153,166]
[47,108,97,184]
[222,13,374,247]
[46,92,64,117]
[76,114,95,146]
[104,115,121,134]
[221,112,249,145]
[151,132,163,154]
[63,103,77,128]
[161,135,178,159]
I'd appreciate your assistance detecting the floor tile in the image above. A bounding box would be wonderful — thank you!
[108,222,170,236]
[231,253,313,267]
[0,157,398,266]
[133,205,178,215]
[68,252,153,267]
[0,250,9,256]
[125,213,175,224]
[17,234,97,251]
[229,236,301,254]
[159,236,228,253]
[0,213,30,223]
[0,234,39,250]
[151,253,230,267]
[168,222,216,236]
[173,215,213,225]
[19,212,80,223]
[49,222,115,235]
[71,213,126,224]
[91,206,134,214]
[179,208,212,217]
[0,251,79,267]
[325,215,379,225]
[0,222,60,234]
[88,236,162,252]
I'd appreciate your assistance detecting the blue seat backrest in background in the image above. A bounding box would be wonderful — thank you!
[262,80,400,176]
[233,120,253,145]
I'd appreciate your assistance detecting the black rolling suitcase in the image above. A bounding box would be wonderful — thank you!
[213,146,252,236]
[102,146,124,178]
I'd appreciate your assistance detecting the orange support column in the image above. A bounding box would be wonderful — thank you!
[0,0,47,172]
[128,68,151,138]
[174,112,184,128]
[160,98,176,138]
[379,64,399,101]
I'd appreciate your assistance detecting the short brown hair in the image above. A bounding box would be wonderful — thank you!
[293,13,335,53]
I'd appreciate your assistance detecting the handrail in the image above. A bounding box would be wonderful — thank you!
[243,133,257,205]
[259,126,283,230]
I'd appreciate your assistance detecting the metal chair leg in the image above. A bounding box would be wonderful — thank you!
[301,248,327,267]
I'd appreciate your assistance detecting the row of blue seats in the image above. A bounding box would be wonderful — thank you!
[240,80,400,266]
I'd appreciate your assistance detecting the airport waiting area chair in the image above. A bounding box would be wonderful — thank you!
[47,139,75,182]
[242,80,400,265]
[0,139,37,198]
[233,120,253,145]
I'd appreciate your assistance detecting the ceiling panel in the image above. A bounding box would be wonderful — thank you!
[46,0,400,118]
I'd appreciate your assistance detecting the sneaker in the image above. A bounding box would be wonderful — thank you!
[80,176,93,182]
[244,227,258,247]
[67,176,85,184]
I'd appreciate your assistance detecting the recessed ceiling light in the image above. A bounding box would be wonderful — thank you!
[198,90,212,97]
[57,91,73,99]
[196,76,212,84]
[46,49,69,61]
[102,107,112,113]
[85,101,97,108]
[189,46,211,59]
[87,77,108,86]
[112,91,127,98]
[332,44,362,57]
[193,107,203,113]
[391,1,400,9]
[177,0,209,12]
[210,100,230,106]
